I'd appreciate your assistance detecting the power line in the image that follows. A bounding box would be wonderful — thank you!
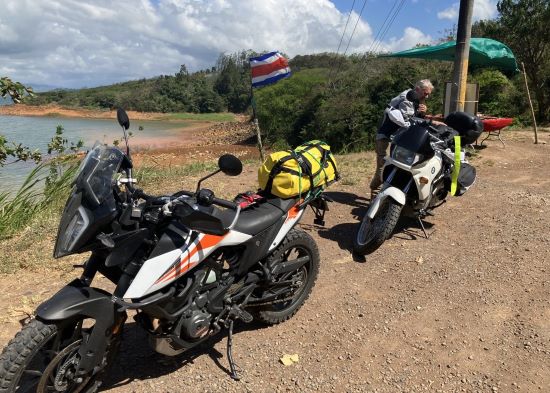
[367,0,400,54]
[335,0,356,56]
[342,0,368,57]
[356,0,407,88]
[331,0,369,86]
[371,0,406,54]
[328,0,356,83]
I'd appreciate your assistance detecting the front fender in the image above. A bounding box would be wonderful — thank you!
[35,279,120,375]
[36,279,114,322]
[367,187,406,219]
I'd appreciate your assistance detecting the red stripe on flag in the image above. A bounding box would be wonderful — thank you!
[251,57,288,78]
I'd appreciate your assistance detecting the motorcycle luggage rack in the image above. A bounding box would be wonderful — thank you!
[296,187,330,226]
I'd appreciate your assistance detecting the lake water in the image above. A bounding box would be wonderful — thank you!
[0,115,191,192]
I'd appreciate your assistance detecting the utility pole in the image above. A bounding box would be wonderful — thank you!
[450,0,474,112]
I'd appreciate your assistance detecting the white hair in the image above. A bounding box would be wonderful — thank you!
[416,79,434,90]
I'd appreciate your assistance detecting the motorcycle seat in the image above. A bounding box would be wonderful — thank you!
[216,196,299,236]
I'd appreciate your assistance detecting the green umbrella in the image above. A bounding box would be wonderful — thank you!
[384,38,519,73]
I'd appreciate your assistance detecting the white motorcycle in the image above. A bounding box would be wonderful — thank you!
[353,112,483,255]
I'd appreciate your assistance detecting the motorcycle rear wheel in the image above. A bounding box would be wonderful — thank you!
[353,198,402,255]
[253,229,320,325]
[0,319,113,393]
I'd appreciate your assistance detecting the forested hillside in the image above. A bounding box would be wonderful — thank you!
[23,0,549,152]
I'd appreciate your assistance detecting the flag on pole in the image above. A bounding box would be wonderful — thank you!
[250,51,291,88]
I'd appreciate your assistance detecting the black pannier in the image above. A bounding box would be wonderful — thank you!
[444,111,484,145]
[456,162,476,196]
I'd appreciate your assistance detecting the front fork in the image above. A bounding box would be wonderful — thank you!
[36,253,128,377]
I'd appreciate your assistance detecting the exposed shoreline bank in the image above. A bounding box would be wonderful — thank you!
[0,103,171,121]
[0,104,257,166]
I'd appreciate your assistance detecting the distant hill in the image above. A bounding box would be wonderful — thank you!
[24,67,226,114]
[29,83,64,93]
[22,51,344,115]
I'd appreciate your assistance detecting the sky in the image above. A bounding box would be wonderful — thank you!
[0,0,499,89]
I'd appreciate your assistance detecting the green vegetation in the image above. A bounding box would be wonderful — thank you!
[1,0,548,259]
[0,162,78,240]
[0,123,83,240]
[21,1,550,152]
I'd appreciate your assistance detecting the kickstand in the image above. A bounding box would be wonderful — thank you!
[227,319,241,381]
[418,217,429,239]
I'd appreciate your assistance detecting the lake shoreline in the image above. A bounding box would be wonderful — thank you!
[0,104,174,121]
[0,106,256,166]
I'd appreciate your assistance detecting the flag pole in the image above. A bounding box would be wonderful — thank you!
[250,85,265,161]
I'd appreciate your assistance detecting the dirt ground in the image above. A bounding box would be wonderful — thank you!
[1,130,549,392]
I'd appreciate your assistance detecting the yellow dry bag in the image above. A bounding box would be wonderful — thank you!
[258,140,339,199]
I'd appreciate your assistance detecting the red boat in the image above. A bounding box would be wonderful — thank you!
[481,117,513,132]
[479,117,513,147]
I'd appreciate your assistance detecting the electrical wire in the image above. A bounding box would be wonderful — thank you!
[327,0,356,83]
[330,0,368,87]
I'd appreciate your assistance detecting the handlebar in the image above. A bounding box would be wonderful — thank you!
[174,190,238,210]
[212,197,238,210]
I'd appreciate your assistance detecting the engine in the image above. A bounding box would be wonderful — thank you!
[177,300,213,340]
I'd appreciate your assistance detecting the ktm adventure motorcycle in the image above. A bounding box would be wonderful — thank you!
[0,109,330,392]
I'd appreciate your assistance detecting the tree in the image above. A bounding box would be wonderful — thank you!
[0,77,34,103]
[474,0,550,121]
[0,77,41,166]
[214,51,256,112]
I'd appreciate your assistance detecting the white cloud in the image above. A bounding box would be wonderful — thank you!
[0,0,435,88]
[438,0,497,22]
[382,27,433,53]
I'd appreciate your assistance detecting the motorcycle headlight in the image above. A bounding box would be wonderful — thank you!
[392,146,423,166]
[56,206,90,257]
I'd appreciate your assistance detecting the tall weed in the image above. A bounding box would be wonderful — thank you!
[0,161,77,240]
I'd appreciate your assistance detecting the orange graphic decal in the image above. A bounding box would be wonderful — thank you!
[285,200,303,222]
[155,233,225,284]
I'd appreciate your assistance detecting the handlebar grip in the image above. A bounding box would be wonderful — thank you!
[174,190,194,197]
[212,197,238,210]
[133,188,152,200]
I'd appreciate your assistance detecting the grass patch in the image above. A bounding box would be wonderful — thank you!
[165,113,236,122]
[335,154,374,187]
[0,161,79,273]
[0,162,77,240]
[136,161,219,192]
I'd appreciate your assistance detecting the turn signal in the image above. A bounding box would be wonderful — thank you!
[419,177,429,184]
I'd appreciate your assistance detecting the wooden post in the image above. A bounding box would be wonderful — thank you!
[450,0,474,112]
[253,117,265,162]
[521,62,538,144]
[250,88,265,161]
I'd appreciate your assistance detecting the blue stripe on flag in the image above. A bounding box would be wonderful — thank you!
[252,71,291,88]
[249,51,278,63]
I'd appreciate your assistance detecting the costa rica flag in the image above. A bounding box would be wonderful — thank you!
[250,51,291,88]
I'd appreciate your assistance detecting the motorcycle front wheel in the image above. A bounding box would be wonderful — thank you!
[353,197,403,255]
[0,318,117,393]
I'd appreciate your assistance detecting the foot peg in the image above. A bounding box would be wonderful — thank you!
[228,305,253,323]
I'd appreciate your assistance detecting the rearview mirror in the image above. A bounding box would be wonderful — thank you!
[218,154,242,176]
[117,108,130,130]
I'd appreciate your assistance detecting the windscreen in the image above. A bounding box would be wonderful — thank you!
[75,144,124,206]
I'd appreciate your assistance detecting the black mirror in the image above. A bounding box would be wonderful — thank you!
[117,108,130,130]
[218,154,242,176]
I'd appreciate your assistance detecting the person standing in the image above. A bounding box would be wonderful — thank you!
[369,79,441,196]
